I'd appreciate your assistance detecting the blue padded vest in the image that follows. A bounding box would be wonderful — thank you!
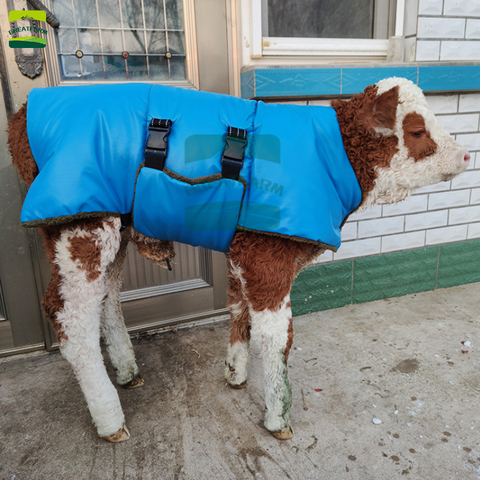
[22,84,361,252]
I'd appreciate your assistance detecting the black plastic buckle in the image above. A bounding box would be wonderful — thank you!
[221,127,248,180]
[120,212,132,232]
[144,118,172,171]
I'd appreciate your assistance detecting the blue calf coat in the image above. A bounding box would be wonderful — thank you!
[22,84,362,252]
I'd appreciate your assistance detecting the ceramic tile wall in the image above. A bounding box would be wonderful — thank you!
[242,65,480,98]
[417,0,480,60]
[291,239,480,313]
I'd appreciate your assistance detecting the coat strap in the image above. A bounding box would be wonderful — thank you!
[221,127,247,180]
[144,118,172,171]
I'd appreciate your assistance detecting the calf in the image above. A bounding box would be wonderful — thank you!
[8,77,470,442]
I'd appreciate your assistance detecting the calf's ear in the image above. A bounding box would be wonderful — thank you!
[367,85,399,135]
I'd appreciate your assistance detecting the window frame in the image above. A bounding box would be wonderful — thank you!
[43,0,200,88]
[248,0,405,60]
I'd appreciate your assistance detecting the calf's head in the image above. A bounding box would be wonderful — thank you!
[332,77,470,209]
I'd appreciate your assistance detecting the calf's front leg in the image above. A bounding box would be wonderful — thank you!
[224,259,251,388]
[250,294,294,439]
[228,232,313,439]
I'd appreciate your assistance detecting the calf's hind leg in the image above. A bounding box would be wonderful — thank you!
[42,217,130,442]
[101,235,143,388]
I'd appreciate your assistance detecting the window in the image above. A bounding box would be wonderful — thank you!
[265,0,393,39]
[249,0,403,58]
[45,0,198,86]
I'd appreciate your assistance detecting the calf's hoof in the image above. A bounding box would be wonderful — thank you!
[122,375,144,389]
[103,425,131,443]
[224,362,248,388]
[228,380,247,389]
[270,426,294,440]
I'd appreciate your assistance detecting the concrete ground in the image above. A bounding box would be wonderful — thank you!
[1,283,480,480]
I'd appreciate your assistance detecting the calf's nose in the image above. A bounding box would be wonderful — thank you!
[464,152,471,163]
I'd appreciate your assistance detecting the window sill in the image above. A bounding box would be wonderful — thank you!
[262,38,390,57]
[52,79,198,89]
[240,62,480,99]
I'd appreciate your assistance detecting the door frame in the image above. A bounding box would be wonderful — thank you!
[0,0,235,355]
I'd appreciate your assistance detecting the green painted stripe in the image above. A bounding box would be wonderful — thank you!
[291,239,480,316]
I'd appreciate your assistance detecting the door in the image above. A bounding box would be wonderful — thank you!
[0,29,46,354]
[0,0,234,353]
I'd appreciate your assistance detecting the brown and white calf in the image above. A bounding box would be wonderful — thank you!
[8,78,470,442]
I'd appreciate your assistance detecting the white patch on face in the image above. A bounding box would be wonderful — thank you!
[363,78,469,209]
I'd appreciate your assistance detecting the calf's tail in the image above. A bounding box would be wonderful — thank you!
[8,102,38,188]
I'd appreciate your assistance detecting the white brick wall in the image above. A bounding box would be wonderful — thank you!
[416,0,480,61]
[466,19,480,38]
[417,18,465,38]
[418,0,443,16]
[270,3,480,265]
[467,222,480,239]
[305,92,480,262]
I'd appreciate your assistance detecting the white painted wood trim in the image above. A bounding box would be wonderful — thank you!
[250,0,263,58]
[395,0,405,37]
[226,0,242,96]
[248,0,404,59]
[262,37,389,57]
[183,0,200,89]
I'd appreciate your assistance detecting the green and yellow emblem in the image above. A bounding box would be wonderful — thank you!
[8,10,47,48]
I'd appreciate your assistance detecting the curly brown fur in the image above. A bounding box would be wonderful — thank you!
[229,231,316,364]
[331,85,400,203]
[68,232,103,282]
[229,231,318,312]
[131,231,175,267]
[7,102,38,188]
[39,218,116,341]
[227,265,251,345]
[40,226,67,342]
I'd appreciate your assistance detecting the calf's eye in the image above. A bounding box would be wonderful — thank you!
[413,130,425,137]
